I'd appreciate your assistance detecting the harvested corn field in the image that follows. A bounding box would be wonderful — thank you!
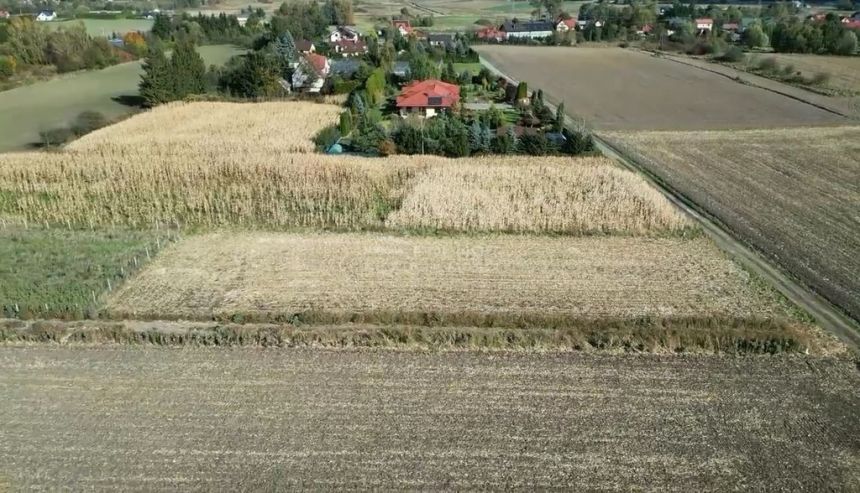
[105,232,804,327]
[68,101,342,154]
[1,347,858,491]
[607,126,860,322]
[387,157,692,235]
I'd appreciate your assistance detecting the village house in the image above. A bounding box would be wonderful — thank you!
[636,23,653,35]
[292,53,330,93]
[36,10,57,21]
[295,40,316,54]
[0,10,10,19]
[428,33,456,48]
[695,18,714,33]
[555,17,577,32]
[396,79,460,118]
[502,19,555,39]
[393,19,413,36]
[476,25,505,42]
[329,25,360,43]
[333,39,368,56]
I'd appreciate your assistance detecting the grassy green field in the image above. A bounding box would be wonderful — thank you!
[46,18,154,36]
[0,45,242,152]
[0,226,163,319]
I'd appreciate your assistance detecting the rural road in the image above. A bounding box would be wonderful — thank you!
[0,347,858,490]
[479,55,860,349]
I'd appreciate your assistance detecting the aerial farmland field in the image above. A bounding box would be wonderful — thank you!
[0,347,858,490]
[607,127,860,322]
[475,46,849,130]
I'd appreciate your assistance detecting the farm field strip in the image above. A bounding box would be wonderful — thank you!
[104,232,801,324]
[0,347,857,491]
[606,127,860,324]
[474,46,848,130]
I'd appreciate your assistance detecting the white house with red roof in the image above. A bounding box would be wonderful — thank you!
[556,17,577,31]
[476,25,505,42]
[396,79,460,118]
[0,10,10,19]
[292,53,330,93]
[695,18,714,32]
[393,19,413,36]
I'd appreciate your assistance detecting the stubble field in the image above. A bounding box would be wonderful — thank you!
[105,232,798,325]
[607,126,860,322]
[475,46,848,130]
[0,347,858,491]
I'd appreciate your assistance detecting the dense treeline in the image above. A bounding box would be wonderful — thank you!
[139,39,207,107]
[0,16,132,84]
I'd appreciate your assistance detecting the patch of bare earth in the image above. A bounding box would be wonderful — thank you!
[0,347,857,490]
[475,46,848,130]
[606,126,860,322]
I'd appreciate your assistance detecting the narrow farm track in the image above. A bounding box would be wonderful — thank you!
[0,347,858,491]
[479,56,860,350]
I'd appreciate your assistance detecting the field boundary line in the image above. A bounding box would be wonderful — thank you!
[642,51,853,120]
[478,56,860,349]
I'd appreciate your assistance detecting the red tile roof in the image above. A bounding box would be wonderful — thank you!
[557,18,577,29]
[393,20,413,34]
[304,53,329,75]
[334,39,368,54]
[396,79,460,109]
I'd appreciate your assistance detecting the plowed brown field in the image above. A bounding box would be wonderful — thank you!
[0,347,858,490]
[475,46,848,130]
[607,127,860,322]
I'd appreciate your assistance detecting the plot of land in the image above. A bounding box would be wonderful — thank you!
[607,126,860,322]
[747,53,860,94]
[475,46,848,130]
[386,157,692,235]
[105,232,797,325]
[0,347,857,490]
[0,45,242,152]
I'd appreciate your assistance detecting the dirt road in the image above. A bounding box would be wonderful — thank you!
[474,46,848,130]
[0,347,858,490]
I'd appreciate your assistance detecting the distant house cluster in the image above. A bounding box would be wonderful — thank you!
[476,16,593,42]
[329,25,368,56]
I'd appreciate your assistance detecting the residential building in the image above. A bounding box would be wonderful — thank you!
[722,22,740,32]
[396,79,460,118]
[476,26,505,42]
[428,33,456,48]
[695,18,714,32]
[36,10,57,21]
[393,19,413,36]
[295,40,316,54]
[292,53,330,93]
[329,25,360,43]
[556,17,577,32]
[502,19,555,39]
[333,39,368,56]
[0,10,10,19]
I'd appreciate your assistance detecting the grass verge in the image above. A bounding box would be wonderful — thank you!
[0,318,839,355]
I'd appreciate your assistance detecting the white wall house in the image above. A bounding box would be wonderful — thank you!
[36,10,57,21]
[292,54,330,93]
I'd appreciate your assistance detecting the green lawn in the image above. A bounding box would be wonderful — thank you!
[0,226,162,319]
[46,18,154,36]
[0,45,243,152]
[454,62,485,74]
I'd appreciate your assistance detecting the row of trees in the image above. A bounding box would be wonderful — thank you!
[139,40,207,106]
[771,17,858,55]
[151,12,256,46]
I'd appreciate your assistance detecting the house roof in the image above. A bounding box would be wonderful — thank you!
[428,33,456,42]
[396,79,460,109]
[557,18,577,28]
[304,53,329,75]
[845,19,860,29]
[334,39,367,53]
[502,19,555,33]
[695,18,714,24]
[393,20,413,33]
[295,39,315,52]
[477,26,505,38]
[39,10,55,15]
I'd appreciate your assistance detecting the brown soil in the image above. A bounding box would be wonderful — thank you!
[0,347,857,490]
[475,46,848,130]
